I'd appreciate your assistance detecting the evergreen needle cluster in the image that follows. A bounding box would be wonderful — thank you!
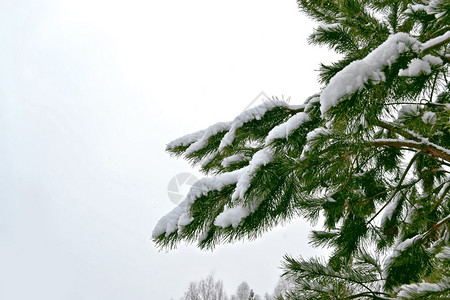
[154,1,450,299]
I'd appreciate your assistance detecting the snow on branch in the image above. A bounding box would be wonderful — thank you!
[320,32,421,115]
[371,139,450,162]
[218,100,294,150]
[372,120,450,162]
[397,279,450,299]
[302,127,331,154]
[265,112,311,145]
[405,1,448,19]
[152,168,247,237]
[231,147,273,202]
[221,154,251,168]
[380,197,398,225]
[422,30,450,51]
[213,148,274,228]
[158,98,312,236]
[399,55,443,77]
[422,111,437,124]
[383,234,424,273]
[436,246,450,260]
[319,30,450,116]
[185,122,232,155]
[384,214,450,276]
[167,129,207,150]
[214,206,252,228]
[166,121,231,154]
[167,100,300,156]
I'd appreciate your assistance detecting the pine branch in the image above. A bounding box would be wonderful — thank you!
[156,1,450,295]
[422,213,450,241]
[432,182,450,211]
[343,291,390,300]
[430,25,450,39]
[422,31,450,52]
[371,139,450,162]
[397,279,450,299]
[366,151,420,225]
[283,256,381,295]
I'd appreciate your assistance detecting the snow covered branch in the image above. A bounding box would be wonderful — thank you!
[371,139,450,163]
[155,2,449,297]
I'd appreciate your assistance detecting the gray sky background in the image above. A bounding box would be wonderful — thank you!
[1,0,337,299]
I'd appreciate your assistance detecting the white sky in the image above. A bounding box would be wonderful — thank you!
[1,0,336,299]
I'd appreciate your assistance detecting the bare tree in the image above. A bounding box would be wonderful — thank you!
[249,289,261,300]
[181,273,227,300]
[272,277,294,300]
[183,282,201,300]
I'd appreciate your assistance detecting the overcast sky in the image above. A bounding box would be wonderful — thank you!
[1,1,336,299]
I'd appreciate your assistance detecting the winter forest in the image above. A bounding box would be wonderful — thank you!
[155,1,449,299]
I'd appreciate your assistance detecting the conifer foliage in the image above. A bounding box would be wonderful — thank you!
[154,1,449,298]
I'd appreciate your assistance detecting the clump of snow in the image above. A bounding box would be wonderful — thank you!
[288,104,305,110]
[214,206,251,228]
[399,55,443,77]
[399,58,432,76]
[422,111,437,124]
[200,151,219,168]
[231,148,273,201]
[406,0,448,19]
[218,100,288,150]
[384,234,423,271]
[167,129,206,150]
[423,54,443,65]
[437,182,449,199]
[435,11,446,19]
[306,127,331,142]
[177,212,194,227]
[320,33,421,115]
[353,189,365,197]
[152,168,247,237]
[184,121,232,155]
[405,4,427,14]
[436,246,450,260]
[398,104,419,119]
[214,148,274,229]
[301,127,331,155]
[422,31,450,50]
[425,0,447,18]
[320,31,450,114]
[304,95,320,112]
[221,154,250,168]
[265,112,310,144]
[381,198,398,225]
[397,280,449,299]
[326,196,336,202]
[300,127,331,157]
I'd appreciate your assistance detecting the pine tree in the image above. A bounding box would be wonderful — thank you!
[154,1,450,299]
